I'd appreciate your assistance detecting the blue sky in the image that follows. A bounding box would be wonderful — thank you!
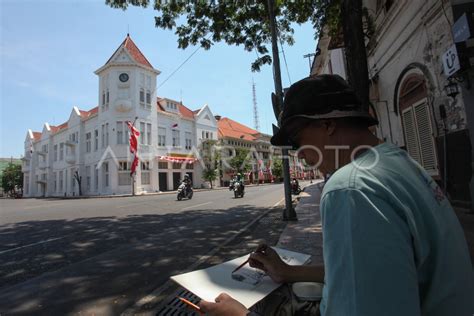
[0,0,318,158]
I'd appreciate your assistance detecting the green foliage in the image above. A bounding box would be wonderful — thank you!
[0,158,21,178]
[1,163,23,195]
[272,157,283,179]
[199,139,220,188]
[202,168,218,189]
[105,0,339,72]
[229,148,252,173]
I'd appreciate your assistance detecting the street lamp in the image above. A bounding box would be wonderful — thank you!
[444,79,460,99]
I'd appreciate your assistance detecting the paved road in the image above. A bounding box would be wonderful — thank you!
[0,184,288,315]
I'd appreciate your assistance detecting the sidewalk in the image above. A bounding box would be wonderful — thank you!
[277,181,324,265]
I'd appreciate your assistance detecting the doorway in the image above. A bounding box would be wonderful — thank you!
[173,172,181,190]
[159,172,168,192]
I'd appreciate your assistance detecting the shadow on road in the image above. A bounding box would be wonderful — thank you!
[0,204,286,315]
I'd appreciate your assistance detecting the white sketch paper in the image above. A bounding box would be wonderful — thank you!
[231,267,266,285]
[170,247,311,308]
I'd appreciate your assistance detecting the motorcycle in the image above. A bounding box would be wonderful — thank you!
[230,180,245,198]
[177,182,193,200]
[291,180,301,195]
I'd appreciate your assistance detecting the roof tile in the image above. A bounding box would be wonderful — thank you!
[104,34,154,69]
[217,117,259,141]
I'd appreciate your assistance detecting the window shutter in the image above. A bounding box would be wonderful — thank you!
[402,107,421,164]
[413,101,437,174]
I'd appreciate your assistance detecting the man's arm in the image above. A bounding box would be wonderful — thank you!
[283,264,324,283]
[249,247,324,283]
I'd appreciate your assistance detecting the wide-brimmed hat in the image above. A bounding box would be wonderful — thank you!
[271,74,378,146]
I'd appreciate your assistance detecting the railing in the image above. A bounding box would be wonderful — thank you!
[66,140,78,147]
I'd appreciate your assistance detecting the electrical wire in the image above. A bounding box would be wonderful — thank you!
[157,42,204,89]
[279,37,292,85]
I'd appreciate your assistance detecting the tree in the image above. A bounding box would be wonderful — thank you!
[202,168,218,189]
[340,0,371,111]
[200,139,220,188]
[229,148,252,174]
[105,1,370,103]
[272,158,283,181]
[73,170,82,196]
[1,163,23,196]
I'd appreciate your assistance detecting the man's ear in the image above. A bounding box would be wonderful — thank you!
[323,120,337,136]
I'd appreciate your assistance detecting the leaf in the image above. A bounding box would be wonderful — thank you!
[105,0,329,73]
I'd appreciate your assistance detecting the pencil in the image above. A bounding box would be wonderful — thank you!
[232,245,268,274]
[231,258,250,274]
[178,296,204,314]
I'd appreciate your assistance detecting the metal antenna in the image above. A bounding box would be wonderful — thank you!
[252,79,260,131]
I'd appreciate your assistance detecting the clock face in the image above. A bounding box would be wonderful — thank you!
[119,73,129,82]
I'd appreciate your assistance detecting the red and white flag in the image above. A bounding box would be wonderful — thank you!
[126,121,140,154]
[171,123,178,128]
[130,155,139,176]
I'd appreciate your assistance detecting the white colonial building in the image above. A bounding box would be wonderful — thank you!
[22,35,218,197]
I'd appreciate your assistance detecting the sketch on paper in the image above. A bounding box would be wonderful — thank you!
[170,247,311,309]
[231,254,297,285]
[232,268,266,285]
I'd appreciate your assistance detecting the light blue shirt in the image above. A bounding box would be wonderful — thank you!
[319,143,473,316]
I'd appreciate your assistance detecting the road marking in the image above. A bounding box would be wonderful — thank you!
[23,203,67,210]
[273,197,285,208]
[180,202,212,211]
[0,237,65,255]
[116,201,152,209]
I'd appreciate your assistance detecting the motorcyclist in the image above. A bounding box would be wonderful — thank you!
[291,177,300,194]
[182,174,192,194]
[235,173,245,191]
[229,173,245,192]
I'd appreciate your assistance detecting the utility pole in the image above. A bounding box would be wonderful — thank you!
[267,0,297,221]
[303,53,316,73]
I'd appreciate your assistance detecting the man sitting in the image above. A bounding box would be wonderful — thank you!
[198,74,474,316]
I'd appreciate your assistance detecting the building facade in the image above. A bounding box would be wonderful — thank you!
[216,116,313,186]
[312,0,474,206]
[22,35,217,197]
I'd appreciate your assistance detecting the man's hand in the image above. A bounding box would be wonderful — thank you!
[199,293,249,316]
[248,244,289,283]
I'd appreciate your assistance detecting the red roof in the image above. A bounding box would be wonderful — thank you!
[50,122,68,134]
[157,97,195,119]
[218,117,260,141]
[179,104,195,119]
[32,132,42,141]
[105,34,153,69]
[79,106,98,119]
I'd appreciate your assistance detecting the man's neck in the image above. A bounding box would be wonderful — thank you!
[336,131,382,168]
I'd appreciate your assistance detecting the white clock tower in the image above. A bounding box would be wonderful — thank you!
[93,34,161,193]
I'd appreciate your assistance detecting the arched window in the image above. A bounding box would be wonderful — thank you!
[399,73,438,176]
